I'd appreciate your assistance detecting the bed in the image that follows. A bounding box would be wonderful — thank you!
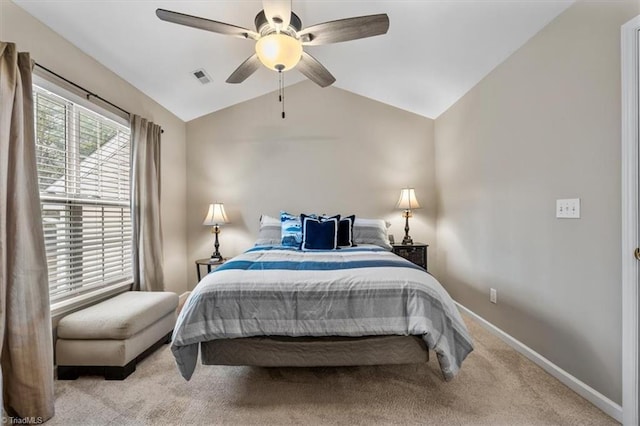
[171,244,474,381]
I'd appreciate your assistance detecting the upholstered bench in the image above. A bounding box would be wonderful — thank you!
[56,291,178,380]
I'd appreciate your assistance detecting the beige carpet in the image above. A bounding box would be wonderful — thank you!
[49,314,617,425]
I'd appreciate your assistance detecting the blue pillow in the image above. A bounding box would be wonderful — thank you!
[280,211,317,248]
[337,215,356,247]
[320,214,355,247]
[301,215,339,250]
[280,211,301,248]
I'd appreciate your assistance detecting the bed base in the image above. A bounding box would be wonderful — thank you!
[201,335,428,367]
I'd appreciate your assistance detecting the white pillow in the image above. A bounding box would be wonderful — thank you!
[260,215,280,226]
[352,218,392,250]
[254,215,282,246]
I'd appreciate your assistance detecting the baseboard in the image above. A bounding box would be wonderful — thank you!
[455,302,623,423]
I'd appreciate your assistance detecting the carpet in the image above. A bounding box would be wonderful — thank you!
[48,314,617,425]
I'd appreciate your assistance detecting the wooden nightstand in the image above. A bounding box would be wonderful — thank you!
[392,243,428,271]
[195,258,226,282]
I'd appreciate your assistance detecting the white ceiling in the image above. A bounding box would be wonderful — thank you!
[14,0,574,122]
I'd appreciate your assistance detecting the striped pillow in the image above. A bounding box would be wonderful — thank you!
[353,218,392,250]
[254,215,282,246]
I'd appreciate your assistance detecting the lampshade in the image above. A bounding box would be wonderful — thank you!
[396,188,421,210]
[255,33,302,71]
[202,203,229,226]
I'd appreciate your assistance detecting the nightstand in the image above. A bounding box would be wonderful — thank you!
[195,258,226,282]
[392,243,428,271]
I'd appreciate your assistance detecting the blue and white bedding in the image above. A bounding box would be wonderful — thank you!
[172,245,474,381]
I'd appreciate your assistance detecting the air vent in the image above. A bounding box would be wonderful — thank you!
[192,69,212,84]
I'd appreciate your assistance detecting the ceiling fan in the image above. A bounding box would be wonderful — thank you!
[155,1,390,88]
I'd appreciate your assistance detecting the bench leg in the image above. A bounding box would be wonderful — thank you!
[57,366,80,380]
[104,361,136,380]
[57,363,136,380]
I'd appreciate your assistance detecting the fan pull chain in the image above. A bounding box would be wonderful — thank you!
[281,71,285,119]
[277,70,286,119]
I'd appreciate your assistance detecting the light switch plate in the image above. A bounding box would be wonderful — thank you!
[556,198,580,219]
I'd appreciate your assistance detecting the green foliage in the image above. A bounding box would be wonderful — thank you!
[78,111,117,159]
[35,92,66,192]
[35,90,119,193]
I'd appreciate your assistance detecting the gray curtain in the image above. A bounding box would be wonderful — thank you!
[130,115,165,292]
[0,42,55,421]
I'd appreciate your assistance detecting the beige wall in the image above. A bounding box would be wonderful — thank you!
[435,0,639,404]
[186,81,436,288]
[1,2,189,295]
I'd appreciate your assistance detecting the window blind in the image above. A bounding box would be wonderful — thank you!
[34,85,133,303]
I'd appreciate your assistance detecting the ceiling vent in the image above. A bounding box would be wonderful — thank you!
[193,69,212,84]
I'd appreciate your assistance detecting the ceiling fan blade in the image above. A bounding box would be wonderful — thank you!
[226,54,262,84]
[297,52,336,88]
[263,0,291,30]
[299,14,389,46]
[156,9,258,40]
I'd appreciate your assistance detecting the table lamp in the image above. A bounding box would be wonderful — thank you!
[396,188,421,245]
[203,203,229,259]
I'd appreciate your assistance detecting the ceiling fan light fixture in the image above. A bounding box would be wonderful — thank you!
[255,33,302,71]
[157,7,388,88]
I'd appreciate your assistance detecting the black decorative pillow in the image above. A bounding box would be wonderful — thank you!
[320,214,356,247]
[337,215,356,247]
[301,215,339,250]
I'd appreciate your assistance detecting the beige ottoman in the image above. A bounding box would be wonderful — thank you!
[56,291,178,380]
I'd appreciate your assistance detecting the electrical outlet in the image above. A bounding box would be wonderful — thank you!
[556,198,580,219]
[490,288,497,304]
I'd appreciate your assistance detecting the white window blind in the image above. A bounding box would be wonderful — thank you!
[34,85,133,303]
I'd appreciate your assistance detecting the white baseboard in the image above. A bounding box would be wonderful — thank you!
[455,302,622,423]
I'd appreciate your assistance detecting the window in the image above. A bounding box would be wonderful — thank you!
[34,85,132,303]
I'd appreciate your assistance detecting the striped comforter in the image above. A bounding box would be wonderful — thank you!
[172,245,474,381]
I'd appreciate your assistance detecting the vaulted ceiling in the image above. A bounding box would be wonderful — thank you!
[14,0,574,122]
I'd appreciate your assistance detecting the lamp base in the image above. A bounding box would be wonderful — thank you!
[211,226,222,260]
[402,210,413,245]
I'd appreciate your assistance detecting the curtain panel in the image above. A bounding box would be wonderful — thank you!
[130,115,165,292]
[0,42,55,422]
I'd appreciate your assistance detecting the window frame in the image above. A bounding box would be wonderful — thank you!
[33,76,133,314]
